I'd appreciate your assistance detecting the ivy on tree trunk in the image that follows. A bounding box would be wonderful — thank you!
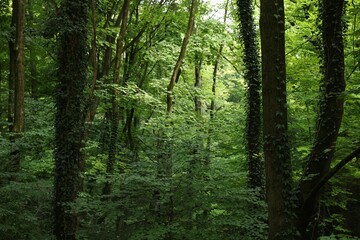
[260,0,294,238]
[297,0,346,238]
[237,0,263,192]
[54,1,88,239]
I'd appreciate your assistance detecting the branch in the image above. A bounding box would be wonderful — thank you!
[304,146,360,205]
[220,53,243,77]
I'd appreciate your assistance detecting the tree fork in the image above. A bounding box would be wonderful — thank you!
[297,0,346,238]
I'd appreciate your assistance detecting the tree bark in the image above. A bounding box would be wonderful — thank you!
[260,0,293,238]
[102,0,130,196]
[194,52,202,114]
[297,0,346,238]
[28,0,38,99]
[54,0,88,239]
[166,0,197,113]
[8,0,25,173]
[237,0,263,192]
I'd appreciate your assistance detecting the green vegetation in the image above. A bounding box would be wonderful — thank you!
[0,0,359,239]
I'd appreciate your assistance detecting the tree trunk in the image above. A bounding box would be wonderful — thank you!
[84,0,98,122]
[297,0,346,238]
[28,0,38,99]
[207,0,228,164]
[8,0,25,173]
[237,0,263,192]
[54,0,88,239]
[102,0,130,196]
[194,52,202,114]
[0,62,2,122]
[260,0,293,238]
[166,0,197,113]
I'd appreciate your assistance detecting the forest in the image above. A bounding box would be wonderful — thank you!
[0,0,359,239]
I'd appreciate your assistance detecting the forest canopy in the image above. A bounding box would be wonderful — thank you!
[0,0,359,239]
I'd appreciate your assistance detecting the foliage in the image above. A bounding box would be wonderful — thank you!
[0,0,359,239]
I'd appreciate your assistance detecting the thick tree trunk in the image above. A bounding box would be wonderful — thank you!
[237,0,263,192]
[54,1,88,239]
[260,0,293,238]
[8,0,25,173]
[297,0,346,238]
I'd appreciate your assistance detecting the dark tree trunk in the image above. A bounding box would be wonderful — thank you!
[194,52,202,114]
[297,0,346,238]
[28,0,38,99]
[8,0,25,173]
[0,62,2,122]
[237,0,263,192]
[102,0,129,196]
[84,0,98,122]
[260,0,293,238]
[54,0,88,239]
[29,48,38,99]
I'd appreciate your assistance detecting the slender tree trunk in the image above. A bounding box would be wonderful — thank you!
[85,0,98,122]
[8,42,14,135]
[155,2,197,238]
[28,0,38,99]
[166,0,197,113]
[297,0,346,238]
[237,0,263,192]
[8,0,25,173]
[87,0,123,123]
[0,62,2,120]
[194,52,202,114]
[260,0,293,238]
[53,0,88,239]
[102,0,130,196]
[207,0,228,164]
[29,48,38,99]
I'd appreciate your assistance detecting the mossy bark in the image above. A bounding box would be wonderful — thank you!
[54,1,88,239]
[237,0,263,192]
[297,0,346,238]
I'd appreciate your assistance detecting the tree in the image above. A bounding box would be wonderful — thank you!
[8,0,25,173]
[237,0,263,191]
[260,0,293,238]
[28,0,38,99]
[297,0,346,238]
[194,51,202,114]
[102,0,130,196]
[166,0,197,113]
[1,0,359,239]
[53,0,88,239]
